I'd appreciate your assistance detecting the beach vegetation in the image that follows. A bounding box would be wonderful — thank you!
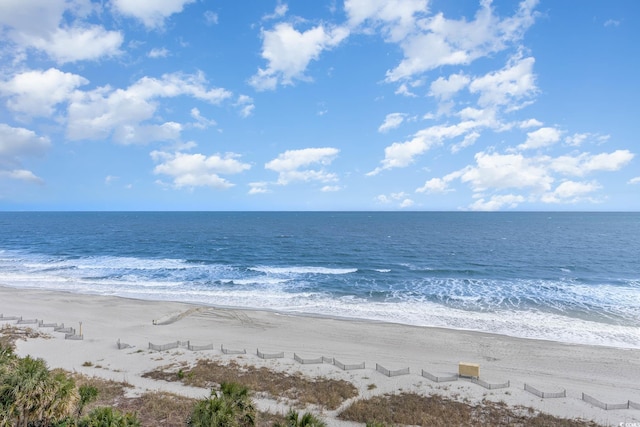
[274,409,327,427]
[339,392,602,427]
[77,385,98,417]
[77,406,140,426]
[0,348,79,427]
[143,359,358,410]
[187,382,256,427]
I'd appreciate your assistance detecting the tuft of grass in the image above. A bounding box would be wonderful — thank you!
[367,383,377,390]
[142,359,358,410]
[339,393,603,427]
[82,361,93,367]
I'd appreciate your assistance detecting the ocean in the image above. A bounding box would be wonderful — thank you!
[0,211,638,348]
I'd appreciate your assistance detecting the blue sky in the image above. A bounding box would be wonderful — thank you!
[0,0,638,211]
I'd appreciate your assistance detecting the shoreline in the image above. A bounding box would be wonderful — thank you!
[1,284,639,426]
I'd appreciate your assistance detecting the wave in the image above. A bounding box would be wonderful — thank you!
[249,266,358,275]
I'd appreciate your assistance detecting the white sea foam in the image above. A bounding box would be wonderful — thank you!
[249,266,357,275]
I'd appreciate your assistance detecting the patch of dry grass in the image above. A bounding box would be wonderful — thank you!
[0,324,51,349]
[338,393,603,427]
[142,358,358,410]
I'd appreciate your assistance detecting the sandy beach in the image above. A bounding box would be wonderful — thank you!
[1,284,639,426]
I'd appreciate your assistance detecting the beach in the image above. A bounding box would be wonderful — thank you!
[1,285,639,426]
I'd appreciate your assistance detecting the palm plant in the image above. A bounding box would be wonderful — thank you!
[1,355,79,427]
[78,406,141,427]
[276,409,327,427]
[188,382,256,427]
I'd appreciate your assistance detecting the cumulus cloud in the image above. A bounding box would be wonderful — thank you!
[549,150,634,177]
[151,150,250,189]
[468,194,525,211]
[235,95,255,118]
[0,0,123,63]
[0,123,50,184]
[0,68,88,118]
[67,72,232,143]
[429,72,470,100]
[345,0,427,42]
[459,151,553,193]
[262,3,289,21]
[518,126,562,150]
[628,177,640,185]
[469,55,537,109]
[250,23,349,90]
[248,181,270,195]
[148,47,169,58]
[378,113,407,133]
[369,117,494,175]
[383,0,538,82]
[265,147,339,185]
[110,0,196,29]
[374,191,414,208]
[418,148,634,210]
[540,180,602,204]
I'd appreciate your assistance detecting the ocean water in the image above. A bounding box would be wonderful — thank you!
[0,211,638,348]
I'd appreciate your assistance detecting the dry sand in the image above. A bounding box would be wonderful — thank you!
[1,285,639,426]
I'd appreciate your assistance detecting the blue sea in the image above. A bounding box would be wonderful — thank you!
[0,212,638,348]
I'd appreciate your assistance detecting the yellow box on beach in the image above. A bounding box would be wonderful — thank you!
[459,362,480,378]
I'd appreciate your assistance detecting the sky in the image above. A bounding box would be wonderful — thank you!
[0,0,638,211]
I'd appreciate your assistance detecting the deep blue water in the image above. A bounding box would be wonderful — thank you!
[0,212,638,348]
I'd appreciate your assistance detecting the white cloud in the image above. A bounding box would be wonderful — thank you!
[468,194,525,211]
[0,123,50,183]
[399,198,415,208]
[345,0,427,42]
[429,72,470,100]
[190,108,217,130]
[204,11,219,25]
[0,169,44,184]
[0,68,88,118]
[549,150,634,177]
[148,47,169,58]
[395,83,418,97]
[67,72,232,143]
[321,185,341,192]
[517,126,562,150]
[374,191,414,208]
[0,123,51,161]
[250,23,349,90]
[416,177,448,194]
[151,151,250,189]
[460,151,553,193]
[0,0,123,63]
[378,113,406,133]
[604,19,620,28]
[469,55,537,109]
[235,95,255,118]
[265,147,339,185]
[519,118,543,128]
[110,0,196,29]
[369,118,490,175]
[628,177,640,185]
[28,26,123,63]
[540,180,602,204]
[248,182,270,195]
[262,3,289,21]
[384,0,538,82]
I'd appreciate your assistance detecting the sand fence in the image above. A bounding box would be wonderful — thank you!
[524,383,566,398]
[147,340,213,352]
[376,363,410,377]
[581,393,640,411]
[1,314,83,340]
